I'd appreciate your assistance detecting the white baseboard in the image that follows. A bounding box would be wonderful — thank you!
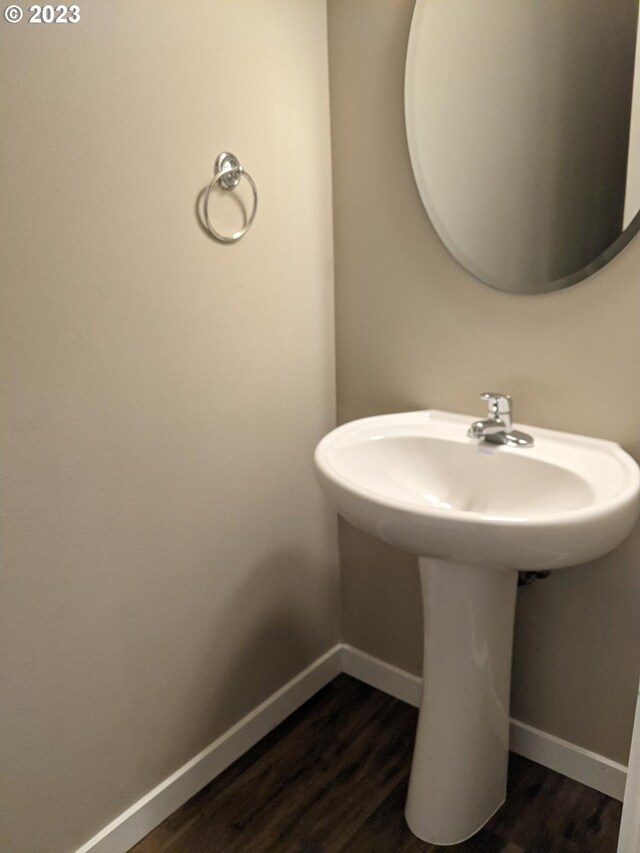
[340,644,627,802]
[74,645,342,853]
[340,644,422,707]
[75,641,628,853]
[510,719,627,802]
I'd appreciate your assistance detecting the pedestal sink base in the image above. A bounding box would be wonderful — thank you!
[314,409,640,841]
[405,558,518,845]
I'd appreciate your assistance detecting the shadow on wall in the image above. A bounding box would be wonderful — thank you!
[511,520,640,763]
[166,547,326,767]
[339,518,423,675]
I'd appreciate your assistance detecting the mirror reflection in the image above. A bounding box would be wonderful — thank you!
[405,0,640,294]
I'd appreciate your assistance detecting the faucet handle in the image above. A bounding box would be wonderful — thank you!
[480,392,512,417]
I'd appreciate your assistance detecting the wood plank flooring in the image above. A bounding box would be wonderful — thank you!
[129,675,622,853]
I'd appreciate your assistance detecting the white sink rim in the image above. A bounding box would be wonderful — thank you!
[315,410,639,529]
[315,409,640,571]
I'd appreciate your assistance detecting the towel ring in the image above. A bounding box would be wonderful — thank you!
[203,152,258,243]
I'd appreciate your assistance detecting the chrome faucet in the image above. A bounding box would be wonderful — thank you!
[467,393,534,448]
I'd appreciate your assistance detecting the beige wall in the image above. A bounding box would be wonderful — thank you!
[328,0,640,765]
[0,3,338,852]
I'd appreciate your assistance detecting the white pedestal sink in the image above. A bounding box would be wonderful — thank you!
[314,410,640,845]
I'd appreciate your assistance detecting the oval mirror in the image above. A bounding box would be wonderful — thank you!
[405,0,640,294]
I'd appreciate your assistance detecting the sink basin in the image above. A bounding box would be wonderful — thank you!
[314,409,640,845]
[315,410,640,570]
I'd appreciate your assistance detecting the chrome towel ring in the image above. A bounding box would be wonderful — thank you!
[203,152,258,243]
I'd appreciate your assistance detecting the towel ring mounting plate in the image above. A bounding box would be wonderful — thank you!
[203,151,258,243]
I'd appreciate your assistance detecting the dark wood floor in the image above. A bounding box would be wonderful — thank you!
[129,675,622,853]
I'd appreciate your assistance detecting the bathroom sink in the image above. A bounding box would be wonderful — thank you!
[315,409,640,571]
[315,408,640,846]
